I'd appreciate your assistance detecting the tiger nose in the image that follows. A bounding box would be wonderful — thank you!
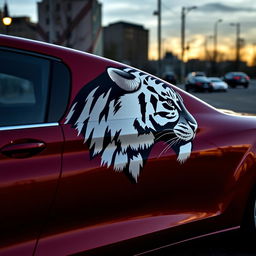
[184,112,198,132]
[179,114,197,132]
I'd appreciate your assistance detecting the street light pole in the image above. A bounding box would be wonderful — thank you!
[180,7,186,82]
[204,35,213,61]
[230,22,241,70]
[180,6,197,82]
[213,19,222,63]
[153,0,162,77]
[236,23,240,69]
[157,0,161,77]
[181,7,185,71]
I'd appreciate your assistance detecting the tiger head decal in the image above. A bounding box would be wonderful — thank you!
[65,67,198,182]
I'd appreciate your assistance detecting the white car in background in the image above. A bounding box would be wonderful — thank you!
[208,77,228,92]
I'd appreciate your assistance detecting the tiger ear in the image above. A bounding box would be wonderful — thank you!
[107,68,140,92]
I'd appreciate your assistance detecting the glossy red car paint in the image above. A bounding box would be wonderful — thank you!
[0,35,256,255]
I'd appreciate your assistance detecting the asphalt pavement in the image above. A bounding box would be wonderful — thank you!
[154,79,256,255]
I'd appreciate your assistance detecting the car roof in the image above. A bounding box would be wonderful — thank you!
[0,34,110,65]
[193,76,209,81]
[192,71,205,75]
[227,72,246,75]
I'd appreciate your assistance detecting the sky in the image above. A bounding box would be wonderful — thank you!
[2,0,256,64]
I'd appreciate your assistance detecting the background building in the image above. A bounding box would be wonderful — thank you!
[0,16,37,39]
[37,0,102,55]
[0,1,36,39]
[104,21,148,69]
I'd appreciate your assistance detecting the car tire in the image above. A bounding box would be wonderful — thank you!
[244,84,248,88]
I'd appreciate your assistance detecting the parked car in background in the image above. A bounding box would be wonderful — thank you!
[208,77,228,92]
[186,71,206,80]
[223,72,250,88]
[185,75,213,92]
[187,71,206,78]
[163,71,177,85]
[1,35,256,256]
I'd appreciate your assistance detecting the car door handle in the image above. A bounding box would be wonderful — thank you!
[1,141,46,159]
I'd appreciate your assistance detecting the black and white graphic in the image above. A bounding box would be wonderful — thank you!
[65,67,198,182]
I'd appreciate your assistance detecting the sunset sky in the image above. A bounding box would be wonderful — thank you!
[3,0,256,65]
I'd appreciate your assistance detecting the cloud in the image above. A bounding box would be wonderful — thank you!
[101,1,156,28]
[198,2,256,12]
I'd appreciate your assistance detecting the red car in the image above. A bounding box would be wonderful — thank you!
[0,35,256,255]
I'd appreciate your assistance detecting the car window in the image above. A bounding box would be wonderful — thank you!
[0,50,50,127]
[225,73,233,79]
[0,74,35,104]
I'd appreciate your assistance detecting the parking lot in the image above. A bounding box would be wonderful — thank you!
[156,79,256,255]
[178,79,256,115]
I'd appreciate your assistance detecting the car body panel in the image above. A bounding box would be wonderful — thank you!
[1,35,256,255]
[35,111,256,255]
[0,124,63,255]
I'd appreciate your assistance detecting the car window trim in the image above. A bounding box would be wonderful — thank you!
[0,46,61,62]
[0,122,59,131]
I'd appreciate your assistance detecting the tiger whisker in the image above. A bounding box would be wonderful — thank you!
[162,137,177,148]
[155,132,175,138]
[158,146,170,158]
[164,137,181,150]
[162,138,179,153]
[155,132,175,141]
[158,138,179,157]
[166,137,178,145]
[155,129,175,135]
[172,138,181,147]
[159,143,176,157]
[160,143,174,156]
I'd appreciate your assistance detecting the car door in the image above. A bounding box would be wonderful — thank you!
[34,64,220,255]
[0,48,68,255]
[33,57,252,255]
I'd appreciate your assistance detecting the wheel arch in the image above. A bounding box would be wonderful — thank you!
[222,151,256,227]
